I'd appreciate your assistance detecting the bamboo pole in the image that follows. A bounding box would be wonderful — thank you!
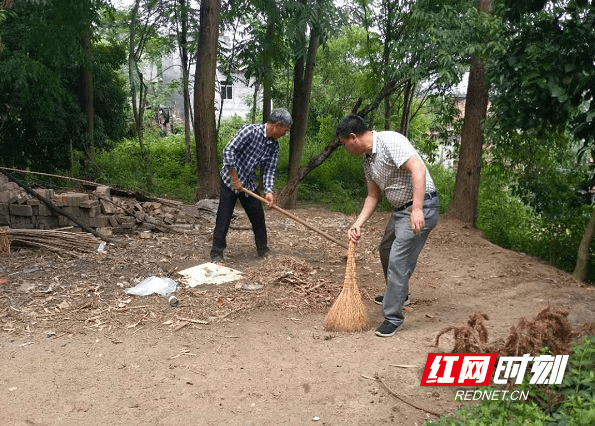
[241,187,348,250]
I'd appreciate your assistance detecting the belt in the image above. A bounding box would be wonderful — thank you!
[394,191,437,212]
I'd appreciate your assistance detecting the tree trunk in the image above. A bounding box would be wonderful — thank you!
[252,81,260,123]
[81,31,94,166]
[382,20,391,131]
[128,0,152,190]
[194,0,221,200]
[285,31,319,209]
[573,207,595,281]
[262,20,274,123]
[446,0,491,225]
[262,80,271,123]
[399,79,413,137]
[179,0,192,164]
[128,0,145,151]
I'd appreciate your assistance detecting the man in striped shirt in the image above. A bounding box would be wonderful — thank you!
[210,108,292,262]
[336,114,440,337]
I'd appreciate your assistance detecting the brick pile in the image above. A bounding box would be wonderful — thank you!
[0,174,205,235]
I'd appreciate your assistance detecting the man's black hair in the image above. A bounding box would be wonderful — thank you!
[335,114,370,138]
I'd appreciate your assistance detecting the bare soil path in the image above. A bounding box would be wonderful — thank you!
[1,208,594,426]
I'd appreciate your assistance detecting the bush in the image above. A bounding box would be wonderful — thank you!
[475,165,540,252]
[427,164,455,215]
[474,163,594,280]
[93,132,197,203]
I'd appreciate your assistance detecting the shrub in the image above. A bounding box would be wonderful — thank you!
[94,132,197,203]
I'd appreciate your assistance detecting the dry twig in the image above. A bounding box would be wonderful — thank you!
[369,374,456,420]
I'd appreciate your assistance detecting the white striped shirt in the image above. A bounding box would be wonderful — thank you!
[363,131,435,209]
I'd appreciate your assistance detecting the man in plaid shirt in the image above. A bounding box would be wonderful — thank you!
[336,114,440,337]
[210,108,292,262]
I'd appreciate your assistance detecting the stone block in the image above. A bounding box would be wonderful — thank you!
[58,215,75,227]
[37,204,53,216]
[54,192,89,207]
[117,215,136,224]
[15,194,29,204]
[61,206,85,221]
[0,203,9,226]
[11,216,34,229]
[108,216,119,227]
[34,188,54,200]
[26,198,40,206]
[0,190,20,204]
[37,216,60,230]
[100,199,116,214]
[94,185,111,198]
[80,199,100,209]
[9,203,33,216]
[88,216,109,228]
[53,194,67,207]
[86,205,102,218]
[96,227,113,237]
[64,193,89,207]
[0,182,19,191]
[181,205,200,218]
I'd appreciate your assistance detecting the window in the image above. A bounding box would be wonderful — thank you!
[221,81,233,100]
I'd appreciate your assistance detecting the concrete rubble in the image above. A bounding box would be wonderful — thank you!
[0,174,214,236]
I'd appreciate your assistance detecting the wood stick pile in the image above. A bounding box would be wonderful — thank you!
[5,228,103,255]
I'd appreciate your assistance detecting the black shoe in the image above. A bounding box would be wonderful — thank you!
[375,320,403,337]
[211,254,223,263]
[258,248,270,259]
[374,294,410,306]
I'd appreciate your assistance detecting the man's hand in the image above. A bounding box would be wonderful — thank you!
[231,178,243,192]
[410,207,425,235]
[264,193,274,208]
[348,225,361,243]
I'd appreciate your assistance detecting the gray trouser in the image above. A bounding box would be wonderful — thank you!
[379,195,439,326]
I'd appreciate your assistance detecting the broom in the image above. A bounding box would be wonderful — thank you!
[324,240,368,332]
[0,227,9,256]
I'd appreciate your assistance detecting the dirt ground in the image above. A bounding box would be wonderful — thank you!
[1,206,595,426]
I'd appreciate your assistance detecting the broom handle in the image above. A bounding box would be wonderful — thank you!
[241,188,349,250]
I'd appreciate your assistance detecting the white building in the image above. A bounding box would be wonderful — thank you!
[145,35,262,124]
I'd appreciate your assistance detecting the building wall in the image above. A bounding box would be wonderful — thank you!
[148,40,262,123]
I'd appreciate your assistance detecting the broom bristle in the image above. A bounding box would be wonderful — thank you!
[324,241,368,332]
[0,227,9,257]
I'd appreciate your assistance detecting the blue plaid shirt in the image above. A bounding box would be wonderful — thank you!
[221,123,280,194]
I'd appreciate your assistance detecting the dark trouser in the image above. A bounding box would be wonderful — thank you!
[210,180,268,258]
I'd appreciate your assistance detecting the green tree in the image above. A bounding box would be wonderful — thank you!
[170,0,199,163]
[0,0,127,173]
[284,0,335,209]
[487,0,595,280]
[447,0,492,225]
[275,0,492,205]
[127,0,166,162]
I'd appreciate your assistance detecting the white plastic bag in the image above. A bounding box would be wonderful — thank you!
[124,276,178,296]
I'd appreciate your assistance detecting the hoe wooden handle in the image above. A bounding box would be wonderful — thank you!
[241,188,348,250]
